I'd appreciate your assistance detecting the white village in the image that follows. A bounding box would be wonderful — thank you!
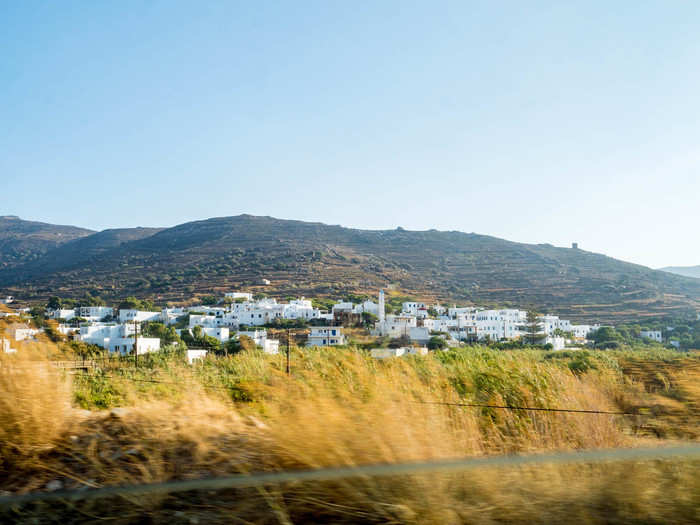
[0,290,618,361]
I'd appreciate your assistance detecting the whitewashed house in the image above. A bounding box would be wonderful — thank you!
[79,323,135,346]
[179,327,230,343]
[118,309,162,324]
[332,302,355,314]
[571,324,600,340]
[186,349,209,364]
[237,330,280,354]
[541,315,573,335]
[12,327,40,341]
[194,306,228,316]
[47,309,76,321]
[77,322,159,355]
[307,327,346,346]
[353,300,379,315]
[225,292,253,301]
[108,337,160,355]
[401,302,427,316]
[370,347,428,359]
[640,330,663,342]
[545,336,566,350]
[57,324,78,336]
[433,304,447,316]
[282,298,320,320]
[77,306,114,322]
[448,306,477,318]
[161,307,188,325]
[188,314,224,328]
[372,314,417,337]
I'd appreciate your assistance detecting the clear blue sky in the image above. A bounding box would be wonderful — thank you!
[2,1,699,269]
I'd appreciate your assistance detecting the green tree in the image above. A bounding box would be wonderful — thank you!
[427,336,447,350]
[523,309,545,345]
[180,326,221,351]
[361,312,378,328]
[589,326,621,345]
[141,322,183,347]
[388,335,411,348]
[69,341,104,359]
[78,295,106,307]
[47,296,62,310]
[118,296,155,311]
[222,335,256,356]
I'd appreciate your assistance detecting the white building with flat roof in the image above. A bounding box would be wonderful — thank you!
[571,324,598,340]
[12,327,40,341]
[77,306,114,322]
[47,309,76,321]
[307,327,346,347]
[118,309,162,324]
[186,349,208,364]
[225,292,253,301]
[640,330,663,342]
[402,302,427,315]
[108,337,160,355]
[188,314,223,328]
[79,323,134,346]
[237,330,280,354]
[372,314,417,337]
[370,347,428,359]
[353,300,379,315]
[178,327,230,343]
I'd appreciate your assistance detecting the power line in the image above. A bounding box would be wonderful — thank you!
[82,373,644,415]
[1,444,699,507]
[414,401,638,416]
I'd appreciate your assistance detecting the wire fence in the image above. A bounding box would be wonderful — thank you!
[82,371,645,416]
[1,444,699,507]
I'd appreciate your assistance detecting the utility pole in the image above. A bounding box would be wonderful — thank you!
[133,319,139,367]
[286,328,291,376]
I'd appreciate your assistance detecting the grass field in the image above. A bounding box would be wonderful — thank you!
[1,340,699,523]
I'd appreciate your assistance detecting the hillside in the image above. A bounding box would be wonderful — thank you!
[0,216,94,271]
[1,214,699,322]
[4,227,163,281]
[660,266,700,279]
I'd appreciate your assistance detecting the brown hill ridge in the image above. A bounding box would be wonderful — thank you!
[1,214,698,323]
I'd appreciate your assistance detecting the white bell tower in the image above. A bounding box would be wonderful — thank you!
[378,289,385,323]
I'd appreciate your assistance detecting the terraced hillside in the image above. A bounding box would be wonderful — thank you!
[660,265,700,279]
[0,215,94,271]
[1,215,699,322]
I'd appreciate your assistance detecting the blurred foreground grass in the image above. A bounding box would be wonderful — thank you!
[1,343,699,523]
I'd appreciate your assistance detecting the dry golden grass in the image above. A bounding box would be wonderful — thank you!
[0,344,698,523]
[0,350,73,475]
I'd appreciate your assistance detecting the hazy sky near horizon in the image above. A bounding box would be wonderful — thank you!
[2,1,699,269]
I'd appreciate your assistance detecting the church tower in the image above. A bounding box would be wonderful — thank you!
[378,289,385,324]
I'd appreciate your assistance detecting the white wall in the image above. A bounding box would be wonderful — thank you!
[640,330,663,342]
[119,310,162,323]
